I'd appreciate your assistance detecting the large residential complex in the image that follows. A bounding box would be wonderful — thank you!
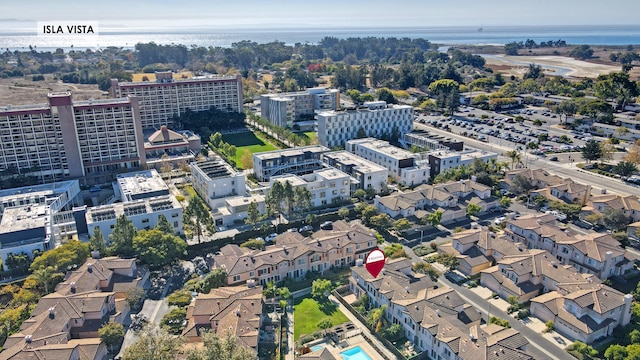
[260,88,339,129]
[0,180,82,270]
[346,138,430,186]
[317,101,413,148]
[85,169,183,238]
[213,220,377,286]
[252,145,330,182]
[0,92,145,185]
[111,72,243,130]
[321,151,389,193]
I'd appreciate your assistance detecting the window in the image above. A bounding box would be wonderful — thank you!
[233,275,241,282]
[249,271,254,277]
[141,219,149,223]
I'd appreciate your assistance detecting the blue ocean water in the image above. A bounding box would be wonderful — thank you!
[1,25,639,52]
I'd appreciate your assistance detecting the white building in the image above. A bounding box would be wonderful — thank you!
[321,151,388,193]
[86,195,184,238]
[252,145,330,182]
[428,149,498,179]
[346,138,430,186]
[260,88,339,129]
[317,101,413,148]
[270,168,351,208]
[111,72,243,130]
[115,169,169,202]
[0,180,82,270]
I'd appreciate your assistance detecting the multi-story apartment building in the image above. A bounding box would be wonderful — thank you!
[86,169,183,238]
[403,130,464,151]
[212,220,377,286]
[427,148,497,179]
[321,151,388,193]
[260,88,339,129]
[0,180,82,270]
[0,92,145,185]
[317,101,413,148]
[111,72,243,130]
[503,214,634,279]
[144,126,201,170]
[346,138,430,186]
[253,145,330,182]
[270,168,352,208]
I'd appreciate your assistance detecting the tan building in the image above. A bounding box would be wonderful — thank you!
[111,72,243,130]
[582,194,640,223]
[144,125,201,170]
[213,220,377,286]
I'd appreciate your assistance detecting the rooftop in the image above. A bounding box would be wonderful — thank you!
[322,151,388,174]
[253,145,330,161]
[116,74,239,86]
[191,159,238,180]
[0,204,49,233]
[348,138,416,160]
[86,195,181,223]
[116,169,169,202]
[0,180,79,206]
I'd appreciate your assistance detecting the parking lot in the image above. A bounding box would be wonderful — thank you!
[415,105,600,155]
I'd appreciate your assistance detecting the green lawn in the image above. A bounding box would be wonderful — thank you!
[221,132,279,169]
[303,131,317,142]
[293,297,349,340]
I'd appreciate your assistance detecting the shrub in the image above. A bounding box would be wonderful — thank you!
[517,309,530,319]
[544,320,554,333]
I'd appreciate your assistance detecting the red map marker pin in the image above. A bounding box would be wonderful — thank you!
[365,249,386,278]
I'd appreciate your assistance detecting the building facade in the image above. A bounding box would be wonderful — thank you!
[346,138,430,186]
[427,149,497,179]
[144,126,201,170]
[111,72,243,130]
[252,145,330,182]
[321,151,388,193]
[270,168,352,208]
[317,101,413,148]
[260,88,339,129]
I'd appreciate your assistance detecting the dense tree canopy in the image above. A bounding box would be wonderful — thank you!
[133,229,187,267]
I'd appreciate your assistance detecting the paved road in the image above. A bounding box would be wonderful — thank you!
[437,276,575,360]
[414,122,640,196]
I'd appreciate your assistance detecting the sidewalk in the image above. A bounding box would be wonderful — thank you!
[327,294,397,360]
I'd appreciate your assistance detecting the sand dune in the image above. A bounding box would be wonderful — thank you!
[484,54,620,78]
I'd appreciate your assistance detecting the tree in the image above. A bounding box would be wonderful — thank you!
[245,201,261,227]
[184,330,256,360]
[122,326,184,360]
[311,279,332,299]
[384,243,409,259]
[625,140,640,164]
[337,207,350,220]
[30,240,89,273]
[30,266,60,295]
[602,207,632,231]
[393,218,412,233]
[317,318,333,330]
[556,99,579,124]
[412,262,441,281]
[601,139,616,161]
[370,214,393,229]
[167,289,193,307]
[613,161,638,177]
[426,210,443,227]
[604,344,627,360]
[354,188,367,199]
[133,229,187,267]
[569,45,594,60]
[240,149,253,169]
[89,227,107,256]
[434,253,459,272]
[428,79,460,114]
[293,186,312,215]
[594,72,639,111]
[99,322,125,353]
[500,196,512,208]
[305,213,317,225]
[506,150,522,169]
[185,196,213,243]
[240,238,265,250]
[567,341,598,358]
[466,203,482,217]
[5,252,30,272]
[202,268,227,293]
[510,174,533,195]
[126,287,145,309]
[367,305,387,333]
[108,214,137,257]
[376,88,397,104]
[523,63,543,80]
[382,323,402,341]
[155,214,174,235]
[160,307,187,334]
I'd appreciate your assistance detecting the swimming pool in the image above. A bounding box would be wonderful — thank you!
[311,344,325,352]
[340,346,373,360]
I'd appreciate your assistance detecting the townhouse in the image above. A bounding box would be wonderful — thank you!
[182,284,263,354]
[270,168,352,208]
[582,194,640,223]
[348,261,533,360]
[2,257,148,359]
[504,214,635,279]
[212,220,377,286]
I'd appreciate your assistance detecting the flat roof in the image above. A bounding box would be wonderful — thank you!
[270,174,307,187]
[314,168,350,180]
[116,74,239,86]
[0,204,48,233]
[86,195,181,223]
[253,145,330,161]
[225,194,265,208]
[0,180,79,202]
[322,151,388,174]
[117,170,168,201]
[348,138,415,160]
[192,159,237,180]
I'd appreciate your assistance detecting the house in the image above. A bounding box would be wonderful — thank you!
[375,179,498,222]
[504,214,635,279]
[212,220,377,286]
[182,284,263,353]
[503,168,564,190]
[437,229,494,276]
[530,286,633,343]
[582,194,640,223]
[530,180,591,206]
[1,257,145,359]
[348,262,533,359]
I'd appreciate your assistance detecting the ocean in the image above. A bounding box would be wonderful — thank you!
[1,25,640,52]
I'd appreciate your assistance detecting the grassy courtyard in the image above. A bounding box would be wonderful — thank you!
[221,132,279,169]
[293,297,349,340]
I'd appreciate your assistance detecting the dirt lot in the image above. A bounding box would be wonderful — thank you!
[484,54,621,78]
[0,74,107,105]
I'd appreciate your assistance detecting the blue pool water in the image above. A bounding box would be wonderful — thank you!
[311,345,324,352]
[340,346,373,360]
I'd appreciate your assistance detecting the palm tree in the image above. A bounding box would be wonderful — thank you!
[367,305,388,333]
[506,150,522,169]
[32,266,59,295]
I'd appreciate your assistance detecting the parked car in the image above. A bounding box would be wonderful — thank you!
[320,221,333,230]
[549,156,559,161]
[265,233,278,242]
[299,225,313,233]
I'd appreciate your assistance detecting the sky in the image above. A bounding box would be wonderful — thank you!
[1,0,639,31]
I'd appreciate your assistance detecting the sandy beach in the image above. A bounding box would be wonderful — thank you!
[483,54,620,78]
